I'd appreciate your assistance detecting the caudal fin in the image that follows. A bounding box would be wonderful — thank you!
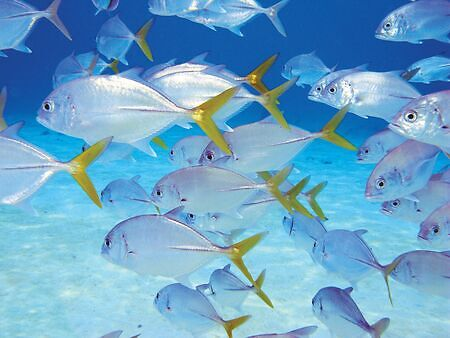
[45,0,72,41]
[265,0,290,37]
[381,260,400,305]
[0,87,7,130]
[260,79,295,129]
[371,318,390,338]
[151,136,168,150]
[191,87,239,155]
[68,137,112,208]
[222,315,251,338]
[245,54,278,94]
[305,182,328,220]
[136,19,154,62]
[253,269,274,308]
[266,165,294,212]
[108,60,120,74]
[320,104,356,150]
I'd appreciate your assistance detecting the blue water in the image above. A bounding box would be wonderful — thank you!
[0,1,449,337]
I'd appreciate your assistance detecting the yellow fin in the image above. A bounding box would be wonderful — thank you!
[109,60,120,74]
[191,87,238,155]
[257,171,272,181]
[286,177,314,218]
[321,104,356,150]
[261,79,295,129]
[151,136,168,150]
[68,137,112,208]
[305,181,328,220]
[253,269,273,308]
[136,19,154,62]
[245,54,278,94]
[266,165,294,212]
[222,315,251,338]
[0,87,7,130]
[382,260,400,306]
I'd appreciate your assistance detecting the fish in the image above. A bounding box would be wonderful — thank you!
[281,51,332,87]
[150,165,294,215]
[148,0,212,16]
[312,286,390,338]
[0,87,8,130]
[82,142,135,163]
[389,90,450,153]
[154,283,251,338]
[247,326,318,338]
[386,250,450,299]
[357,128,406,164]
[101,175,152,216]
[0,122,111,208]
[365,140,440,201]
[402,55,450,83]
[178,0,290,37]
[198,105,356,174]
[418,203,450,248]
[317,71,420,121]
[101,210,272,290]
[96,16,153,65]
[197,264,272,309]
[0,0,71,56]
[37,72,240,157]
[92,0,119,15]
[375,0,450,44]
[169,135,210,167]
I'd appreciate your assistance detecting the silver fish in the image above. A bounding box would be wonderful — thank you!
[418,203,450,248]
[389,90,450,153]
[375,0,450,44]
[365,140,440,201]
[357,128,406,164]
[92,0,119,15]
[154,283,251,338]
[282,51,332,87]
[402,55,450,83]
[148,0,215,16]
[169,135,210,167]
[312,286,390,338]
[0,0,71,56]
[247,326,317,338]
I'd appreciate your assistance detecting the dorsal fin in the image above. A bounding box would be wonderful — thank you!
[189,52,210,65]
[0,121,24,139]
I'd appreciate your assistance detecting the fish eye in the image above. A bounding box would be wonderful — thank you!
[375,178,385,190]
[205,150,215,161]
[432,225,440,234]
[384,22,392,30]
[390,199,400,208]
[42,101,54,112]
[170,149,174,155]
[104,238,112,248]
[156,292,160,300]
[403,110,417,123]
[315,86,322,92]
[155,189,163,197]
[188,213,195,220]
[328,85,337,94]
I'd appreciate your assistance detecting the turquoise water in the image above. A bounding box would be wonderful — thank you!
[1,0,449,338]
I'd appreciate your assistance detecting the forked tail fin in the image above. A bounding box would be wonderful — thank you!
[222,315,251,338]
[245,54,278,94]
[320,104,356,150]
[44,0,72,41]
[136,19,154,61]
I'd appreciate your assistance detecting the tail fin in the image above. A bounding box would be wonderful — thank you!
[151,136,168,150]
[305,182,328,220]
[371,318,390,338]
[260,79,295,129]
[0,87,7,130]
[253,269,274,308]
[320,105,356,150]
[86,54,100,76]
[381,260,400,305]
[265,0,290,37]
[135,19,154,62]
[245,54,278,94]
[67,137,112,208]
[286,177,314,218]
[266,165,294,212]
[44,0,72,40]
[227,232,268,285]
[108,60,120,74]
[222,315,251,338]
[191,87,239,155]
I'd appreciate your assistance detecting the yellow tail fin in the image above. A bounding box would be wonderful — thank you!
[266,165,294,213]
[261,79,295,129]
[286,176,314,218]
[321,105,356,150]
[68,137,112,208]
[253,269,274,308]
[382,260,400,306]
[108,60,120,74]
[227,232,268,285]
[151,136,168,150]
[305,182,328,220]
[136,19,154,62]
[245,54,278,94]
[191,87,239,155]
[223,315,251,338]
[0,87,7,130]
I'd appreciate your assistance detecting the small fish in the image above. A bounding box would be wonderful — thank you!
[0,0,71,56]
[197,264,272,309]
[0,123,110,208]
[312,286,390,338]
[247,326,317,338]
[199,105,356,174]
[318,71,420,121]
[169,135,210,167]
[282,51,332,87]
[0,87,8,130]
[418,203,450,248]
[96,16,153,65]
[389,90,450,153]
[365,140,440,201]
[386,250,450,299]
[154,283,251,338]
[92,0,119,15]
[402,55,450,83]
[357,128,406,163]
[375,0,450,44]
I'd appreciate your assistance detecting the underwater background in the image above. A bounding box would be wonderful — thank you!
[0,0,449,337]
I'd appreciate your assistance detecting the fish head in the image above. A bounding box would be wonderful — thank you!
[154,285,173,315]
[101,224,128,264]
[281,62,294,80]
[389,255,412,284]
[365,167,402,201]
[380,198,414,219]
[151,180,181,210]
[418,212,448,245]
[199,142,226,166]
[311,292,324,318]
[100,184,114,207]
[308,80,326,102]
[169,142,193,167]
[375,12,406,41]
[357,141,383,163]
[321,79,352,109]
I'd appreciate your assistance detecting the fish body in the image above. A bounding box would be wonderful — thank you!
[247,326,317,338]
[312,286,390,338]
[282,51,331,87]
[404,55,450,83]
[148,0,206,16]
[418,203,450,248]
[92,0,119,14]
[375,0,450,44]
[365,140,440,201]
[357,128,406,163]
[389,90,450,153]
[169,135,210,167]
[82,142,135,163]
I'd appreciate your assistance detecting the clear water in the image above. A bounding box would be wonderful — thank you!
[0,1,449,338]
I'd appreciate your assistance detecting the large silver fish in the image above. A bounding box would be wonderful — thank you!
[357,128,406,164]
[418,203,450,248]
[389,90,450,154]
[312,286,390,338]
[0,123,110,208]
[154,283,251,338]
[402,55,450,83]
[375,0,450,44]
[169,135,210,167]
[282,51,332,87]
[0,0,71,57]
[247,326,317,338]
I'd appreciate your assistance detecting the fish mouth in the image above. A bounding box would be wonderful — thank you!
[388,122,404,134]
[375,33,388,40]
[380,208,392,215]
[417,234,429,242]
[307,94,321,102]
